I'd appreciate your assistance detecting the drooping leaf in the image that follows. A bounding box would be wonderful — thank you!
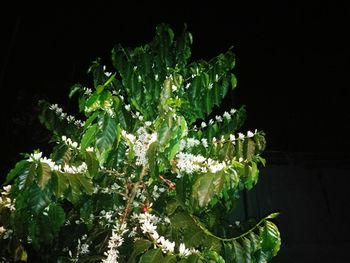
[260,220,281,257]
[191,172,224,208]
[37,162,52,189]
[18,162,36,191]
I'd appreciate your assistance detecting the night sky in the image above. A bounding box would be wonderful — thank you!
[1,1,350,175]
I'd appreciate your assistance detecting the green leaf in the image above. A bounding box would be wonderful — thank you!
[76,173,94,194]
[65,173,83,203]
[69,83,82,98]
[147,142,159,177]
[81,124,98,151]
[191,172,224,208]
[6,159,28,184]
[52,171,69,198]
[37,162,52,189]
[127,239,153,263]
[85,150,99,177]
[157,118,173,147]
[96,113,117,155]
[51,144,71,165]
[232,240,245,263]
[244,162,259,190]
[163,255,177,263]
[48,203,66,234]
[27,185,50,214]
[18,162,36,191]
[260,220,281,257]
[138,248,163,263]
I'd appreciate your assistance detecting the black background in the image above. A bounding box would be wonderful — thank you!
[1,1,350,171]
[1,1,350,262]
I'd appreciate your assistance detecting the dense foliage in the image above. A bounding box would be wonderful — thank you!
[0,24,280,262]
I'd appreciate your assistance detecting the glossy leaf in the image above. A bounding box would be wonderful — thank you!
[6,159,28,184]
[260,220,281,257]
[37,162,51,189]
[191,172,224,208]
[18,162,36,191]
[81,124,98,151]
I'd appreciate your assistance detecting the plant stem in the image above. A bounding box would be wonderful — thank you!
[120,165,149,225]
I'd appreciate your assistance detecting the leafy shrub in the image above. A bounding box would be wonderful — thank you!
[0,24,280,262]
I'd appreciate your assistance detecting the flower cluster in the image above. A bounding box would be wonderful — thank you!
[61,135,80,149]
[175,152,227,176]
[102,222,128,263]
[49,104,85,127]
[137,212,196,257]
[0,226,13,240]
[122,127,157,166]
[0,185,15,211]
[28,152,87,174]
[193,108,238,131]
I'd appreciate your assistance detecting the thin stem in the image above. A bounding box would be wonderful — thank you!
[190,213,277,242]
[100,165,149,252]
[120,165,149,225]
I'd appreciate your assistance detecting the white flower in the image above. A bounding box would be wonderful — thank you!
[125,104,131,111]
[209,119,214,125]
[208,83,213,90]
[230,108,237,114]
[40,157,56,170]
[238,133,245,140]
[49,104,59,111]
[223,111,231,120]
[186,138,200,148]
[247,130,255,138]
[102,222,127,263]
[201,138,208,148]
[3,185,11,194]
[172,84,178,92]
[83,87,92,96]
[179,243,191,257]
[105,71,112,77]
[201,122,207,128]
[158,238,175,253]
[215,115,223,122]
[67,115,75,123]
[141,220,157,234]
[86,146,94,152]
[208,159,226,173]
[151,231,159,240]
[133,127,157,166]
[229,134,236,142]
[215,74,219,82]
[28,152,42,162]
[145,121,152,127]
[176,152,206,174]
[185,83,191,89]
